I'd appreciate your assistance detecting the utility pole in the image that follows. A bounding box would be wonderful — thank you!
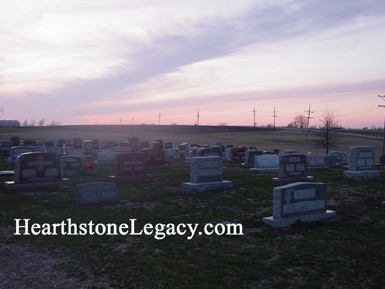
[131,116,134,125]
[120,117,122,125]
[304,104,314,140]
[158,113,161,125]
[196,109,200,126]
[379,95,385,154]
[271,107,278,132]
[252,107,257,127]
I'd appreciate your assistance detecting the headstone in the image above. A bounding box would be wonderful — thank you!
[0,141,13,156]
[10,136,20,147]
[165,149,178,159]
[23,140,36,146]
[95,150,117,165]
[328,151,348,165]
[262,182,336,227]
[187,147,199,164]
[178,143,188,157]
[73,138,83,149]
[182,156,233,193]
[226,145,233,150]
[322,154,339,167]
[274,149,279,154]
[196,147,223,158]
[41,140,55,148]
[203,144,210,148]
[112,146,131,153]
[249,146,257,150]
[273,154,313,184]
[61,156,82,176]
[141,148,169,169]
[154,140,163,149]
[190,144,199,148]
[105,141,119,149]
[58,139,66,148]
[343,146,379,181]
[91,139,100,151]
[46,138,58,147]
[139,141,149,150]
[241,150,263,168]
[306,153,329,171]
[164,142,173,149]
[76,182,118,205]
[108,152,153,182]
[214,142,222,148]
[228,147,247,163]
[7,146,34,164]
[63,142,74,148]
[82,140,93,151]
[46,147,65,155]
[250,154,279,173]
[4,152,72,190]
[128,136,140,151]
[153,142,161,150]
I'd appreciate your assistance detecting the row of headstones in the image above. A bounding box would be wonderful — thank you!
[9,149,379,228]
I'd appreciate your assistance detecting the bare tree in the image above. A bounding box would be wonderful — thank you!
[316,105,340,154]
[294,114,307,130]
[22,119,29,126]
[49,120,61,126]
[29,119,36,126]
[38,118,45,126]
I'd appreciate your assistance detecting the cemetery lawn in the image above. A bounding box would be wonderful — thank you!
[0,126,384,288]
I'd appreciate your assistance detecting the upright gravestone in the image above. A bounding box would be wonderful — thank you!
[73,138,83,149]
[343,146,379,181]
[164,142,173,149]
[328,151,348,165]
[139,141,149,150]
[108,152,152,182]
[154,140,164,149]
[91,139,100,151]
[306,153,329,171]
[262,182,336,227]
[10,136,20,147]
[128,136,140,152]
[61,155,83,176]
[58,139,66,148]
[7,146,34,164]
[0,141,13,156]
[241,149,263,168]
[4,152,72,190]
[83,140,93,152]
[76,182,119,205]
[250,154,279,173]
[178,143,188,157]
[228,147,247,164]
[141,148,169,169]
[272,154,313,184]
[196,147,223,158]
[95,150,117,165]
[182,156,233,193]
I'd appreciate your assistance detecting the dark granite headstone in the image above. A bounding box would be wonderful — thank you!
[154,140,163,149]
[73,138,83,149]
[7,146,34,164]
[114,152,147,176]
[0,141,12,156]
[229,147,246,163]
[164,142,173,149]
[10,136,20,147]
[41,141,54,148]
[242,150,263,167]
[128,136,140,151]
[4,152,72,190]
[91,139,100,150]
[76,182,118,205]
[141,148,168,169]
[23,140,36,146]
[58,139,66,148]
[273,153,313,184]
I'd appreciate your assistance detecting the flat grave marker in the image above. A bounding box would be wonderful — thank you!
[76,182,119,205]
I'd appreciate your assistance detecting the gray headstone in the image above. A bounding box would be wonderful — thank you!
[76,182,119,205]
[250,154,279,173]
[263,182,336,227]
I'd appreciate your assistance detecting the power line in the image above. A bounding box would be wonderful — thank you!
[304,104,314,140]
[252,107,257,127]
[158,112,161,125]
[271,106,278,132]
[379,95,385,154]
[196,109,200,125]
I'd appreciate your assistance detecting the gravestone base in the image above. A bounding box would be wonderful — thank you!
[343,170,379,181]
[241,163,253,168]
[0,170,14,176]
[249,168,278,174]
[4,179,73,191]
[182,181,233,193]
[147,164,170,170]
[307,166,330,171]
[94,160,115,166]
[63,169,82,176]
[108,174,153,182]
[272,176,314,185]
[262,210,336,228]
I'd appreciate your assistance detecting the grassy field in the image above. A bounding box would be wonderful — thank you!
[0,126,384,288]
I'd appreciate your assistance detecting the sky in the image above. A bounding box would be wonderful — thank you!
[1,0,385,128]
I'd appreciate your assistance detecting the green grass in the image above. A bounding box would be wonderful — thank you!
[0,127,385,288]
